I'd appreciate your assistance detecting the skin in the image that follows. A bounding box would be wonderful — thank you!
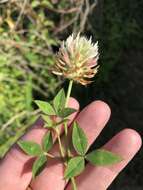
[0,99,142,190]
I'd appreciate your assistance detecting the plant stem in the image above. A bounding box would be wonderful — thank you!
[64,80,73,136]
[71,177,77,190]
[65,80,73,108]
[56,80,77,190]
[57,134,65,158]
[64,80,73,154]
[64,80,77,190]
[44,152,55,158]
[56,81,73,161]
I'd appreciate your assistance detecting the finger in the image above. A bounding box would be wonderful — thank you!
[31,101,111,190]
[0,98,79,190]
[66,129,142,190]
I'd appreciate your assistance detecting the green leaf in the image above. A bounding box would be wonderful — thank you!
[53,88,65,113]
[32,155,47,178]
[35,100,55,115]
[64,156,85,179]
[18,141,43,156]
[42,115,53,127]
[42,131,53,152]
[58,108,77,118]
[42,1,54,8]
[31,1,40,8]
[72,122,88,156]
[85,149,123,166]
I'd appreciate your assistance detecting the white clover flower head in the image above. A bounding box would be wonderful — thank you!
[52,33,99,85]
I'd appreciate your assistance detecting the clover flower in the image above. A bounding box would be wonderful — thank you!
[52,33,99,85]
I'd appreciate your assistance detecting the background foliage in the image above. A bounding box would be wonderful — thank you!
[0,0,143,189]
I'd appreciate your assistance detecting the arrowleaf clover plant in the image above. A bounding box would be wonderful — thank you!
[18,34,122,190]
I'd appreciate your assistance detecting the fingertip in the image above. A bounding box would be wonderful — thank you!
[86,100,111,123]
[104,128,142,160]
[119,128,142,151]
[94,100,111,118]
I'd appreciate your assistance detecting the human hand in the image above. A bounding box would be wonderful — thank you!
[0,99,141,190]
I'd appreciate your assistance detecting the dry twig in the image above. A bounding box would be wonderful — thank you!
[1,109,40,131]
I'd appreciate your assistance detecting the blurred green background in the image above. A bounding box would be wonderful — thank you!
[0,0,142,189]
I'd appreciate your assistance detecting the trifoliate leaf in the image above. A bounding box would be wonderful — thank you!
[18,141,43,156]
[53,88,66,113]
[85,149,123,166]
[72,122,88,156]
[64,156,85,179]
[58,108,77,118]
[32,155,47,178]
[42,131,53,152]
[42,115,53,128]
[35,100,55,115]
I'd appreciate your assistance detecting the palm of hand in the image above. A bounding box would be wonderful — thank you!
[0,99,141,190]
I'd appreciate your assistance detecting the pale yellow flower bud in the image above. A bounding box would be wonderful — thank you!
[52,33,99,85]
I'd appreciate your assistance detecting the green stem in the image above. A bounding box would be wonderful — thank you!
[64,81,77,190]
[56,81,73,160]
[65,80,73,108]
[64,80,73,137]
[64,80,73,152]
[71,177,77,190]
[57,134,65,158]
[55,128,65,158]
[44,152,55,158]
